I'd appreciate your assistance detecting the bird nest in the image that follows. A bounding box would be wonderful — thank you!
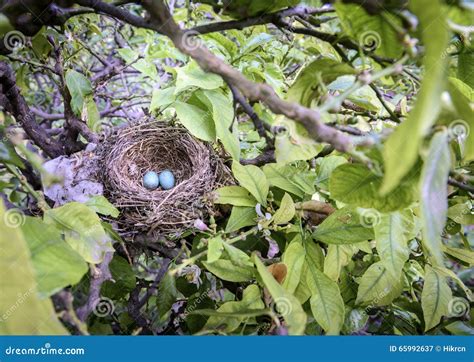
[97,120,231,238]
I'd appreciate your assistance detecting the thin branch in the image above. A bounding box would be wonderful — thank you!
[0,61,64,158]
[49,36,98,150]
[137,259,170,309]
[241,149,276,166]
[227,82,271,144]
[77,0,155,30]
[369,83,400,123]
[76,251,114,322]
[448,178,474,193]
[191,5,334,34]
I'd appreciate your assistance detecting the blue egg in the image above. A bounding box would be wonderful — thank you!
[159,170,175,190]
[143,171,159,190]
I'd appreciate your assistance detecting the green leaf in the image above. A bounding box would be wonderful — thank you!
[222,243,251,265]
[327,76,383,112]
[65,70,93,116]
[116,49,158,78]
[101,255,136,300]
[157,273,181,319]
[447,199,474,225]
[204,242,255,282]
[0,14,14,34]
[22,217,88,297]
[0,139,24,168]
[240,32,273,54]
[335,3,403,58]
[313,207,374,244]
[225,206,257,233]
[381,0,449,194]
[198,89,240,160]
[273,193,295,225]
[294,238,325,305]
[419,131,451,266]
[203,259,255,282]
[133,59,158,79]
[232,162,269,207]
[422,265,452,331]
[0,202,68,335]
[306,258,345,335]
[355,261,401,306]
[83,96,100,132]
[253,253,307,335]
[457,47,474,88]
[150,86,176,111]
[324,244,357,281]
[44,202,114,264]
[203,32,238,57]
[31,32,52,59]
[85,195,120,217]
[287,58,356,106]
[329,163,416,212]
[448,77,474,161]
[203,284,265,333]
[434,266,473,302]
[174,101,216,142]
[274,119,324,164]
[214,186,257,207]
[444,246,474,266]
[175,62,223,94]
[207,236,224,263]
[315,155,347,190]
[305,238,325,271]
[374,211,413,279]
[262,163,314,198]
[281,240,305,294]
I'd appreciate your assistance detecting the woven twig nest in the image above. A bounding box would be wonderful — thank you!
[97,120,231,237]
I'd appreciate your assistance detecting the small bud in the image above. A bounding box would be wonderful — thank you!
[193,219,208,231]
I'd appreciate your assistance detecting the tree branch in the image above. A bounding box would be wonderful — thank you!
[227,82,271,144]
[191,5,334,34]
[76,251,114,322]
[48,37,98,151]
[241,149,276,166]
[448,178,474,194]
[0,61,64,158]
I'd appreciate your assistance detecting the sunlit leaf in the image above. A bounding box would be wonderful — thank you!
[419,131,450,266]
[422,265,452,331]
[44,202,114,264]
[272,193,295,225]
[22,217,88,297]
[253,253,307,335]
[313,207,374,244]
[0,203,68,335]
[381,0,449,194]
[232,162,269,206]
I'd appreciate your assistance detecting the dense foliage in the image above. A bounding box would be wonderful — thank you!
[0,0,473,336]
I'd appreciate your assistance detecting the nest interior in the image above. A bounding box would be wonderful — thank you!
[98,121,231,236]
